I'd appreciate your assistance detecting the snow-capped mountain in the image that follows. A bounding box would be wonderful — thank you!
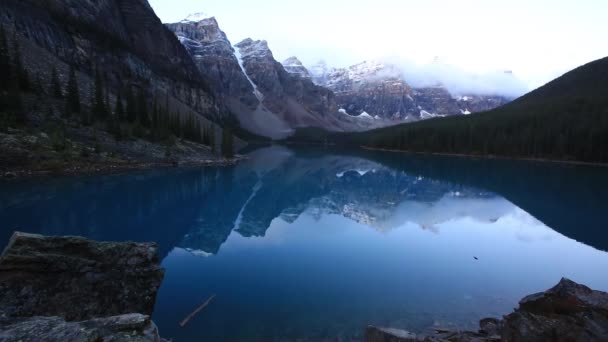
[165,13,513,136]
[181,12,212,22]
[310,59,512,121]
[166,16,259,111]
[166,15,386,138]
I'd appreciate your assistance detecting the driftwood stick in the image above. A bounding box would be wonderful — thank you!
[179,294,216,328]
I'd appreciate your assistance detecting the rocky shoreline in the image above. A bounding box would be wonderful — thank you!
[1,156,247,181]
[0,128,247,181]
[1,232,607,341]
[365,278,608,341]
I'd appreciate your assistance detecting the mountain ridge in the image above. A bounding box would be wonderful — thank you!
[166,15,387,139]
[333,56,608,163]
[309,59,514,121]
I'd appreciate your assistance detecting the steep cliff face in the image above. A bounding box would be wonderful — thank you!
[311,60,511,122]
[234,38,344,129]
[0,0,219,120]
[165,15,259,110]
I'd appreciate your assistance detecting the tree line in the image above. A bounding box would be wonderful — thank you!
[340,57,608,164]
[0,24,29,128]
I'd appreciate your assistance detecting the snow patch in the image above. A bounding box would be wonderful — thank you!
[234,46,264,101]
[336,169,375,178]
[420,110,445,119]
[177,36,202,48]
[184,248,212,257]
[181,12,212,22]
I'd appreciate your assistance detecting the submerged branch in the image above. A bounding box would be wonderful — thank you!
[179,294,216,328]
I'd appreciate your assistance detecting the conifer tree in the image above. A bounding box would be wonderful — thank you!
[115,92,125,122]
[125,86,136,123]
[106,111,122,140]
[221,127,234,158]
[0,25,11,91]
[51,66,63,98]
[196,119,202,143]
[208,124,216,154]
[11,35,29,91]
[65,65,80,117]
[136,90,149,127]
[92,68,107,120]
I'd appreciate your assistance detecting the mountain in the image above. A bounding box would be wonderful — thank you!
[310,60,512,121]
[282,56,312,79]
[340,56,608,163]
[166,16,386,139]
[1,0,217,115]
[0,0,238,172]
[165,15,259,112]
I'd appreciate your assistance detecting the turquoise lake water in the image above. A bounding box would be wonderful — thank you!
[1,146,608,341]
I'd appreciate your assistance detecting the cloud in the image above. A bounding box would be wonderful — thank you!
[378,56,530,98]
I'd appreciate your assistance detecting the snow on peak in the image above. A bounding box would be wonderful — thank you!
[182,12,213,22]
[235,39,272,59]
[420,110,446,120]
[283,56,304,67]
[339,109,379,120]
[282,56,311,78]
[357,111,373,119]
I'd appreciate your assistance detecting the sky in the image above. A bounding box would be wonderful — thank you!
[149,0,608,91]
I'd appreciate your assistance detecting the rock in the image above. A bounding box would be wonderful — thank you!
[0,313,163,342]
[364,326,492,342]
[478,318,501,337]
[0,232,165,321]
[501,278,608,341]
[366,278,608,342]
[364,326,420,341]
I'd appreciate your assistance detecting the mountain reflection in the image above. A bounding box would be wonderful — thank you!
[1,146,607,257]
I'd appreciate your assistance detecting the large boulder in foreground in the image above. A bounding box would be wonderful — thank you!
[0,313,162,342]
[502,278,608,341]
[0,232,165,321]
[365,278,608,342]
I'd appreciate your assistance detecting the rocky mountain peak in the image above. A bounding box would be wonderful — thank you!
[311,59,511,121]
[310,60,335,86]
[235,39,274,60]
[170,18,386,138]
[166,16,260,111]
[282,56,312,79]
[171,16,228,45]
[283,56,305,67]
[181,12,213,23]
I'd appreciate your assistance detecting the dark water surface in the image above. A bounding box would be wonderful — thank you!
[1,146,608,341]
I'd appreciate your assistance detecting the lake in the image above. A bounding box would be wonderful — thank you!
[1,146,608,341]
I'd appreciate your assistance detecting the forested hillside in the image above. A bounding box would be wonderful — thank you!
[332,56,608,164]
